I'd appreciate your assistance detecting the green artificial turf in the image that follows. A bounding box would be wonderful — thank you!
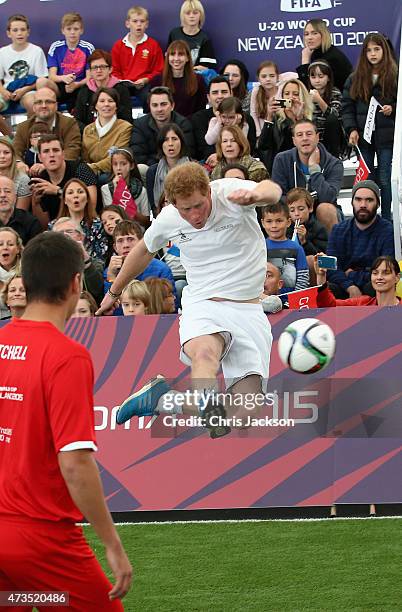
[84,519,402,612]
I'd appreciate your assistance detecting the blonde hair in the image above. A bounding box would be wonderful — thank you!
[0,137,18,180]
[304,19,332,53]
[180,0,205,27]
[1,273,24,308]
[277,79,313,126]
[164,162,209,204]
[127,6,148,20]
[121,280,150,313]
[0,227,23,268]
[216,125,250,161]
[61,12,83,29]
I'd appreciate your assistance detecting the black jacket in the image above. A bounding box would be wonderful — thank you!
[257,117,294,174]
[1,208,42,245]
[130,111,195,166]
[297,45,353,92]
[190,107,257,161]
[74,82,133,131]
[287,215,328,256]
[342,74,397,149]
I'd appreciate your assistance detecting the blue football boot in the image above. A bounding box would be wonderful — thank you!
[116,375,170,424]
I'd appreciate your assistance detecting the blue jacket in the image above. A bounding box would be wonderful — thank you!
[327,216,395,290]
[271,143,343,204]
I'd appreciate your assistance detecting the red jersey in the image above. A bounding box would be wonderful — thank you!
[0,319,97,523]
[316,284,402,307]
[111,34,163,82]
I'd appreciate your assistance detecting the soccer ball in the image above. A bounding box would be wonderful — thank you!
[278,318,336,374]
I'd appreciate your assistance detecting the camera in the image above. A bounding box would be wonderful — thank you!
[276,98,292,109]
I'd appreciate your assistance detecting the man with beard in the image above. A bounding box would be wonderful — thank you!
[325,180,394,299]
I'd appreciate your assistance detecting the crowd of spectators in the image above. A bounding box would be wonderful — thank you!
[0,2,399,320]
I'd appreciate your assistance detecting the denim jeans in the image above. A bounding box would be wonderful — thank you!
[359,145,393,221]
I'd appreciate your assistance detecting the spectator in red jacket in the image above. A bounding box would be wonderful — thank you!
[111,6,163,109]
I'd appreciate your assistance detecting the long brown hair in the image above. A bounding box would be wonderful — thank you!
[256,61,279,119]
[350,33,398,103]
[163,40,198,97]
[58,179,96,227]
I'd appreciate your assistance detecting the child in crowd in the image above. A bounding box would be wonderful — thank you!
[111,6,163,107]
[73,290,97,317]
[261,201,309,294]
[23,122,50,168]
[286,187,328,284]
[100,204,130,266]
[307,60,342,157]
[167,0,216,72]
[250,61,279,137]
[342,33,398,222]
[121,279,150,316]
[101,148,150,230]
[0,14,48,115]
[145,278,176,314]
[47,12,94,107]
[221,163,249,180]
[205,97,255,152]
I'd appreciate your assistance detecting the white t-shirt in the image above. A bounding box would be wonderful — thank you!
[143,178,267,306]
[0,43,48,86]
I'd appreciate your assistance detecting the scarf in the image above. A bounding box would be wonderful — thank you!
[87,75,120,93]
[153,156,189,207]
[95,115,117,138]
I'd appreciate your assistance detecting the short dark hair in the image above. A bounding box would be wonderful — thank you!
[370,255,400,277]
[148,86,174,106]
[22,232,84,304]
[91,86,120,110]
[7,14,29,30]
[221,163,249,180]
[113,219,143,242]
[261,201,290,219]
[38,134,63,153]
[156,123,187,159]
[88,49,112,68]
[292,119,317,136]
[207,76,232,94]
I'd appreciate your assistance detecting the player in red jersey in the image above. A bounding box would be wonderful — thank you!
[0,232,132,610]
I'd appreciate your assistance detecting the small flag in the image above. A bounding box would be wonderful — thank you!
[363,96,381,144]
[112,177,138,218]
[353,146,370,185]
[286,286,319,310]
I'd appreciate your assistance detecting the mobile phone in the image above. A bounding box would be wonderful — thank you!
[276,98,292,109]
[28,178,39,186]
[317,255,337,270]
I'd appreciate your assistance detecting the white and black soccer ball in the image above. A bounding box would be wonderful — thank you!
[278,318,336,374]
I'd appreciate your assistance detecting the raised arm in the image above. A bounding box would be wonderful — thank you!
[228,179,282,207]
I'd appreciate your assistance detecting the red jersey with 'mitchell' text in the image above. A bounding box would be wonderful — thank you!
[0,319,97,522]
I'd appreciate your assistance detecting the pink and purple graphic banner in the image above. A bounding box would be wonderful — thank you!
[0,1,401,78]
[60,307,402,512]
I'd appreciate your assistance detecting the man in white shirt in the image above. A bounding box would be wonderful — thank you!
[97,162,282,437]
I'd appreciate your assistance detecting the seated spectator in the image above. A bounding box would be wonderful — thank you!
[315,255,401,307]
[0,138,31,211]
[100,204,130,266]
[307,60,343,157]
[191,76,231,160]
[72,290,98,317]
[52,216,104,305]
[0,14,48,116]
[0,227,23,319]
[104,219,177,309]
[210,126,268,183]
[13,87,81,175]
[262,261,284,297]
[297,19,352,92]
[261,202,309,294]
[111,6,163,109]
[101,147,150,230]
[286,187,328,283]
[75,49,133,130]
[150,40,207,117]
[30,135,97,226]
[57,179,108,262]
[325,180,394,299]
[145,277,176,314]
[271,119,343,233]
[258,78,313,173]
[1,273,26,320]
[146,123,190,215]
[0,176,41,244]
[205,96,256,153]
[121,279,150,316]
[23,122,50,168]
[82,87,132,178]
[221,59,250,111]
[130,86,195,167]
[46,12,94,109]
[249,61,279,137]
[167,0,217,72]
[221,163,249,180]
